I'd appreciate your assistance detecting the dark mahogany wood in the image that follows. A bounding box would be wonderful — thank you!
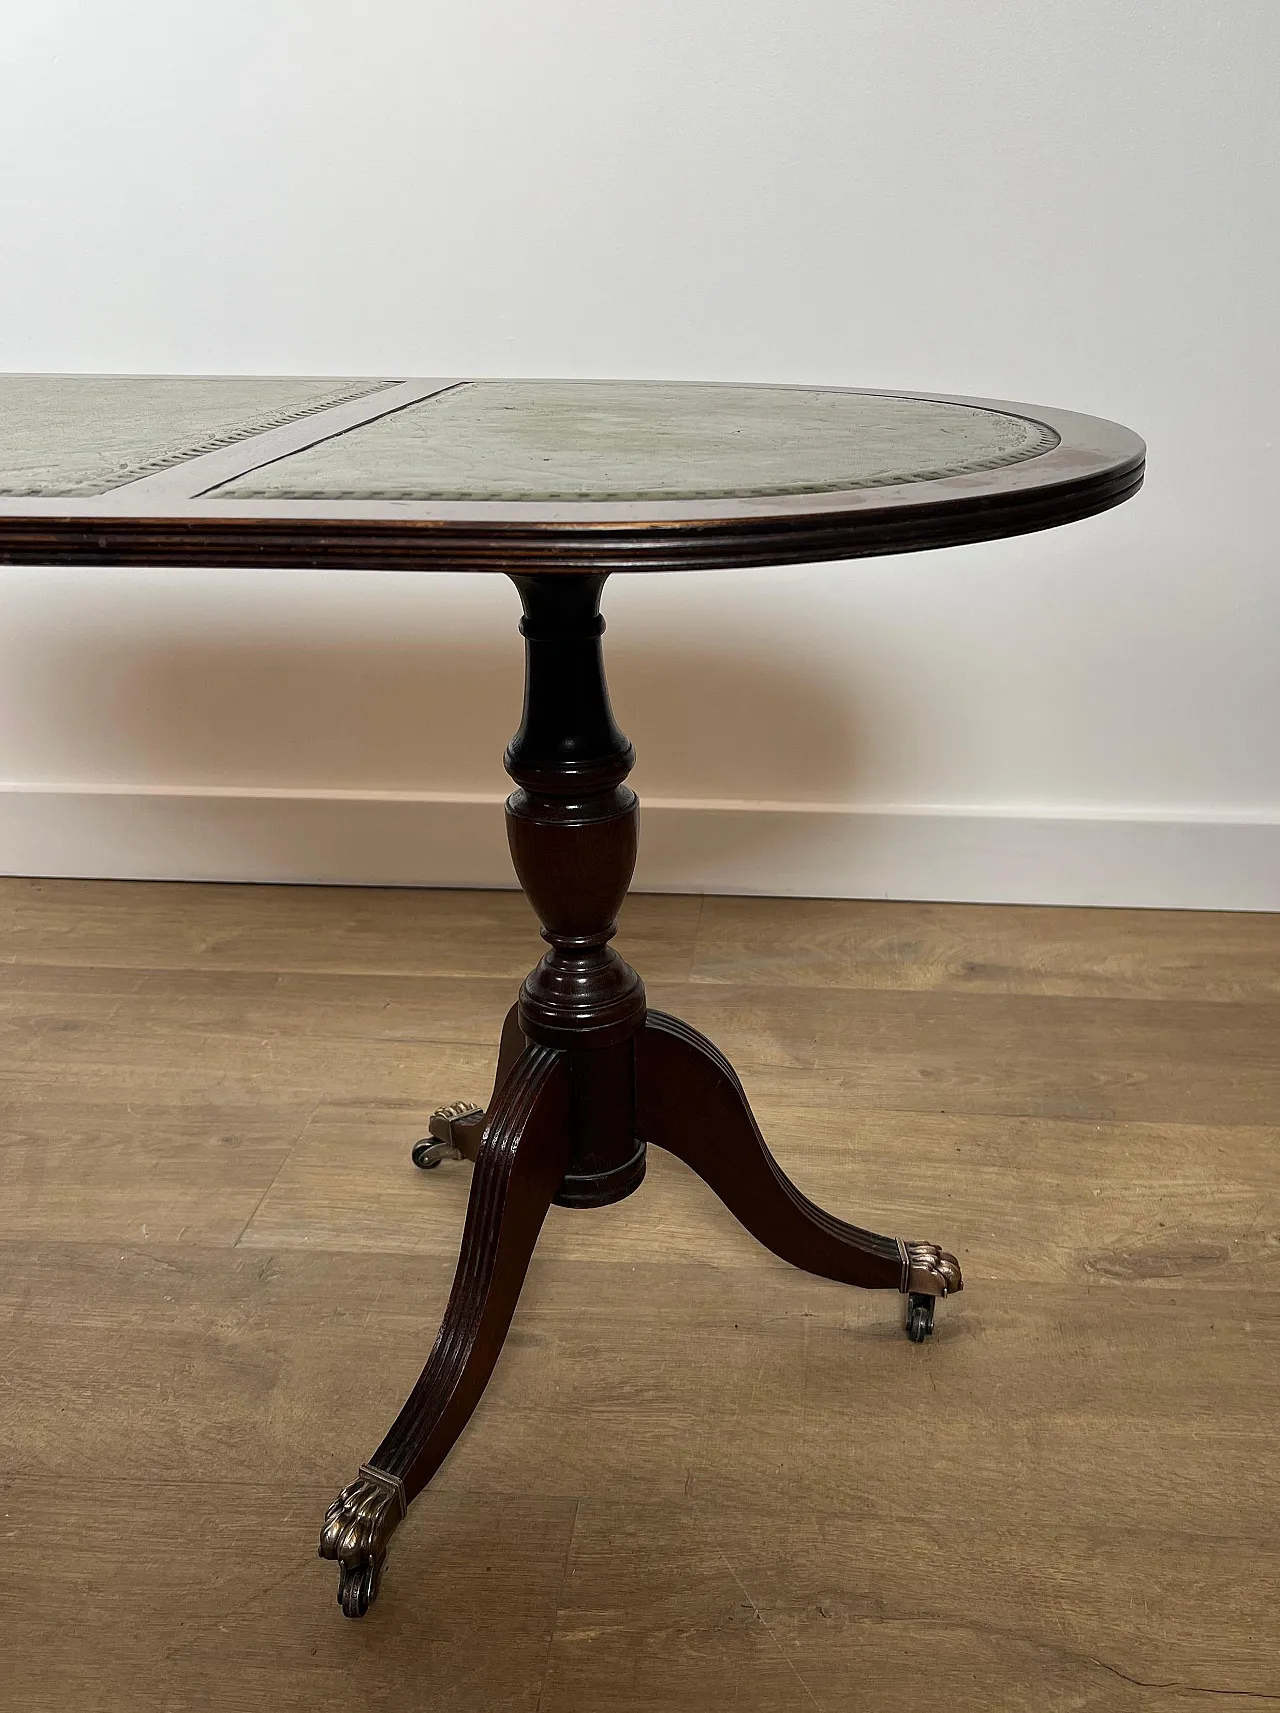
[637,1011,903,1291]
[442,1003,525,1163]
[0,465,1141,574]
[504,573,648,1207]
[504,574,646,1053]
[0,463,1143,575]
[320,1041,570,1616]
[322,571,968,1617]
[0,386,1144,574]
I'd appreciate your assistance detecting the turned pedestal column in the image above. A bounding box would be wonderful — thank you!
[319,573,961,1617]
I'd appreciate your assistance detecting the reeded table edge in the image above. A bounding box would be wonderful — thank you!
[0,388,1145,572]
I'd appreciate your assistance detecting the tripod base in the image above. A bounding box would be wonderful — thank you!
[321,1008,962,1616]
[321,573,962,1616]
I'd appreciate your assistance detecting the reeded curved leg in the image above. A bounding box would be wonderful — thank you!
[321,1041,570,1616]
[413,1004,526,1168]
[636,1012,962,1329]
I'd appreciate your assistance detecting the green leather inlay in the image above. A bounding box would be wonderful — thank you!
[219,381,1059,503]
[0,376,389,497]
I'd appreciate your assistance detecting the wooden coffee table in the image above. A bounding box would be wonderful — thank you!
[0,376,1145,1616]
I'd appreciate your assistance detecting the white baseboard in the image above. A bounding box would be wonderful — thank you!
[0,782,1277,910]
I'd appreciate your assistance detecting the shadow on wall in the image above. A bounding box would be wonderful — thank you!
[46,631,862,802]
[21,625,863,883]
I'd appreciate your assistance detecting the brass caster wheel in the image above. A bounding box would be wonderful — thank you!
[338,1557,380,1618]
[905,1292,935,1342]
[411,1137,453,1170]
[412,1100,484,1170]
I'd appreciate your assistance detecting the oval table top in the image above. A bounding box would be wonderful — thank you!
[0,376,1144,573]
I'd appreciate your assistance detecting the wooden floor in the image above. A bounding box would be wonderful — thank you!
[2,878,1278,1711]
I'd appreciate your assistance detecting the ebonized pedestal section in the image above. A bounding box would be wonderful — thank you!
[319,573,963,1618]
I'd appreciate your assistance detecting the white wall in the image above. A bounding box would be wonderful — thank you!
[1,2,1277,906]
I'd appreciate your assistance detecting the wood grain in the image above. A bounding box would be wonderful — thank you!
[1,876,1276,1709]
[2,1476,577,1713]
[4,1245,1275,1533]
[539,1500,1280,1712]
[0,874,702,982]
[652,981,1280,1126]
[239,1099,1280,1299]
[693,894,1280,1003]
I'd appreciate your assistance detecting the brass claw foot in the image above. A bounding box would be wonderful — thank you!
[318,1465,407,1618]
[898,1240,963,1343]
[903,1241,964,1297]
[411,1100,485,1170]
